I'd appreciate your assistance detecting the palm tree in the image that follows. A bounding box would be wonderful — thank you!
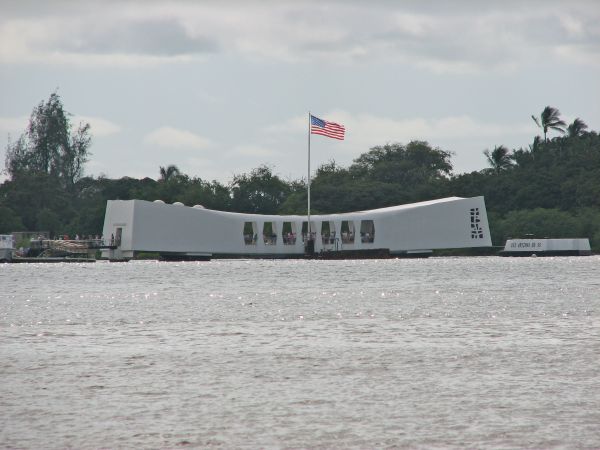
[529,135,541,153]
[531,106,566,142]
[566,117,588,137]
[159,164,181,182]
[483,145,513,174]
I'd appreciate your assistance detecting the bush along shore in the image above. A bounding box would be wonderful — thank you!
[2,95,599,251]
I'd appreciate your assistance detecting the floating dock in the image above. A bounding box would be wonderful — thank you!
[10,257,96,263]
[0,236,116,263]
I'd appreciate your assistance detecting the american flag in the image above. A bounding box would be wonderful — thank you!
[310,115,345,140]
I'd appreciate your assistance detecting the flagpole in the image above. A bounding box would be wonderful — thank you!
[307,111,311,240]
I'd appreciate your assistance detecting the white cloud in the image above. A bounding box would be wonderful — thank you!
[0,115,120,138]
[392,12,434,37]
[74,116,121,137]
[266,111,532,144]
[256,111,537,178]
[263,116,306,134]
[144,126,212,149]
[554,44,600,66]
[232,144,279,158]
[558,14,585,37]
[0,116,29,135]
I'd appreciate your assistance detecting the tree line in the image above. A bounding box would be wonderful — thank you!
[2,94,599,250]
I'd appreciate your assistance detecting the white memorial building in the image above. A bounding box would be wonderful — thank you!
[101,196,492,260]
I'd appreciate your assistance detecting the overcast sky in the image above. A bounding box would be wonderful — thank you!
[1,0,599,184]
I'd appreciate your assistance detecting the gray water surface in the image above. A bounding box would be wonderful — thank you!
[1,257,599,448]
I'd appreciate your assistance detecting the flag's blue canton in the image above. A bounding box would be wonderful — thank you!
[311,116,326,128]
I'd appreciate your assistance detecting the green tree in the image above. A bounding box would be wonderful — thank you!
[64,122,92,188]
[159,164,181,182]
[350,141,452,185]
[179,178,232,210]
[4,92,92,188]
[230,165,291,214]
[36,208,61,236]
[0,172,73,231]
[531,106,566,142]
[492,208,582,245]
[483,145,514,174]
[0,206,25,233]
[567,118,588,137]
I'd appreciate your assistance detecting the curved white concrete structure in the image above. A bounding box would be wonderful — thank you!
[101,196,492,259]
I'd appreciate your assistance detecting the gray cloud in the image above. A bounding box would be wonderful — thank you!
[51,19,217,56]
[1,0,599,70]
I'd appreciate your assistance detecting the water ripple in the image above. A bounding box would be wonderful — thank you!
[1,257,600,448]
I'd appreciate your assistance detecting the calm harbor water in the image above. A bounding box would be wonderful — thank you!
[1,257,599,449]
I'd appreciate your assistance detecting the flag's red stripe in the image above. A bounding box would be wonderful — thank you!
[311,130,344,136]
[312,126,345,133]
[310,117,345,140]
[311,128,344,136]
[311,133,345,140]
[311,128,345,139]
[310,122,346,140]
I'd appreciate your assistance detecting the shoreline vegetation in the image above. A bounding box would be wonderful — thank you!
[2,94,600,252]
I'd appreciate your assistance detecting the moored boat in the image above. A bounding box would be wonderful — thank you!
[500,238,591,256]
